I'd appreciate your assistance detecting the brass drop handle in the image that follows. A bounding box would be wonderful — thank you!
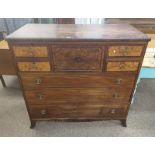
[113,93,119,98]
[111,109,116,114]
[36,78,42,85]
[38,94,43,100]
[40,109,47,115]
[116,79,122,85]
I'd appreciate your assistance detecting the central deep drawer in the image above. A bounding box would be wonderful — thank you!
[52,45,104,72]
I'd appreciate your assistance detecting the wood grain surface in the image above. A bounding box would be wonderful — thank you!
[17,62,50,71]
[108,46,143,56]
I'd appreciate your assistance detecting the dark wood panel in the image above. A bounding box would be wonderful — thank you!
[52,45,103,71]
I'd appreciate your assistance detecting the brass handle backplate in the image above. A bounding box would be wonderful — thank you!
[111,109,116,114]
[116,79,122,85]
[40,109,47,115]
[36,78,42,85]
[37,94,43,100]
[113,93,119,98]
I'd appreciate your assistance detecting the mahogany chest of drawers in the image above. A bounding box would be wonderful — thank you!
[6,24,150,128]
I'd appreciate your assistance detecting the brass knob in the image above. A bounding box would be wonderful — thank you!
[122,47,128,56]
[113,50,116,53]
[40,109,47,115]
[116,79,122,85]
[29,51,34,56]
[32,62,37,69]
[28,47,34,56]
[38,94,43,100]
[111,109,116,114]
[113,93,119,98]
[119,62,125,69]
[36,78,42,85]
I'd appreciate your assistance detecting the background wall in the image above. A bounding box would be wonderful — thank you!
[0,18,104,37]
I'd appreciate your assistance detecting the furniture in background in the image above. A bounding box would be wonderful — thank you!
[104,18,155,34]
[138,34,155,82]
[0,40,16,87]
[6,24,150,128]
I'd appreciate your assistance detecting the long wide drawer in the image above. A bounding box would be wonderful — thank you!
[29,104,128,119]
[20,73,136,90]
[25,87,132,104]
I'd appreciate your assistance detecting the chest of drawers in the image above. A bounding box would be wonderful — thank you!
[6,24,150,128]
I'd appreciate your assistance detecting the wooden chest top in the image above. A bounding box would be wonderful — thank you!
[6,24,150,42]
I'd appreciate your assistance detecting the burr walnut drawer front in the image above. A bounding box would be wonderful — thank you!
[17,62,50,72]
[24,88,132,104]
[52,45,103,72]
[13,46,48,57]
[29,105,127,119]
[108,46,143,57]
[20,73,136,90]
[107,61,139,71]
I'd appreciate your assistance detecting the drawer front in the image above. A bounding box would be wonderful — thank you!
[13,46,48,57]
[17,62,50,71]
[20,73,136,90]
[107,62,139,71]
[25,88,132,104]
[52,45,103,71]
[108,46,143,57]
[29,105,127,119]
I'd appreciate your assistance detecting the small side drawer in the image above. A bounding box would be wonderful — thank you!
[108,46,143,57]
[17,62,50,71]
[107,62,139,71]
[13,46,48,57]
